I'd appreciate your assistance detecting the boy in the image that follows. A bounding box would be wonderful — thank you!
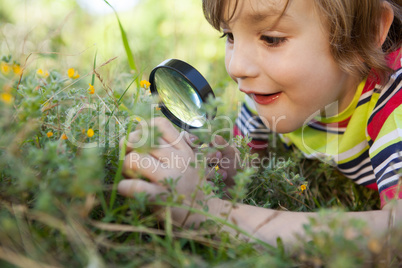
[119,0,402,246]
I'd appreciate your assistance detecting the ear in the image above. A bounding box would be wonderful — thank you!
[378,1,394,46]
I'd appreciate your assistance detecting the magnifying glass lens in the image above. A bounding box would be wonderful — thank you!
[150,59,215,130]
[154,68,206,127]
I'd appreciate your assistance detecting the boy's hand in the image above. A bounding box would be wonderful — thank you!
[183,133,241,190]
[208,135,240,189]
[118,117,212,227]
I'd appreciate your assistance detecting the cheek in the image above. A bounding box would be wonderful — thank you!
[268,36,337,85]
[267,49,340,94]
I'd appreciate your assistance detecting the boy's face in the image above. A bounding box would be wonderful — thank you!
[222,0,360,133]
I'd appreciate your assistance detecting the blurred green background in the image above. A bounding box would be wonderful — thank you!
[0,0,239,99]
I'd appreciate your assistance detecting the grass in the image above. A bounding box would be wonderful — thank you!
[1,57,401,267]
[0,2,401,267]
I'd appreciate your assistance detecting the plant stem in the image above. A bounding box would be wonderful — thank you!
[108,121,133,211]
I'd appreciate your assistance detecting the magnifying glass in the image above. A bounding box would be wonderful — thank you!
[149,59,216,130]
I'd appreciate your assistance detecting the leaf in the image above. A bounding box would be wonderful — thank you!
[103,0,137,72]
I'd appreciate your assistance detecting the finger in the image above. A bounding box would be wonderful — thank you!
[211,135,240,160]
[182,132,200,148]
[120,130,143,154]
[118,179,167,201]
[210,135,230,149]
[152,117,190,151]
[206,150,222,165]
[204,135,233,158]
[120,127,171,155]
[119,120,152,153]
[123,151,170,183]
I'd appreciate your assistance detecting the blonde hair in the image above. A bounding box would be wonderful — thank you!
[202,0,402,84]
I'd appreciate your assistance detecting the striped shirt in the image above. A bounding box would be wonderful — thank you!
[234,49,402,208]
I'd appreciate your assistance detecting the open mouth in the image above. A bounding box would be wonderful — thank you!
[253,92,281,105]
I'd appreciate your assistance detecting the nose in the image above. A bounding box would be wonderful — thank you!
[226,42,259,80]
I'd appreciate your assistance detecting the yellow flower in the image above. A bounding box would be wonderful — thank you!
[135,117,141,122]
[140,80,151,88]
[82,128,86,134]
[37,69,49,78]
[46,131,53,138]
[1,62,11,75]
[61,133,68,140]
[300,184,307,192]
[12,64,22,75]
[215,165,219,171]
[87,128,94,138]
[155,107,161,111]
[88,83,95,94]
[67,68,80,79]
[0,93,13,104]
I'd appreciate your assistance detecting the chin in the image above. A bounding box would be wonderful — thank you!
[263,117,303,134]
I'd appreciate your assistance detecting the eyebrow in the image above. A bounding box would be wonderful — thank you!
[246,11,291,24]
[220,10,292,29]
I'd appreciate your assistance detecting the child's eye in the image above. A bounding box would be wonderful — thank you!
[261,36,287,47]
[220,32,234,44]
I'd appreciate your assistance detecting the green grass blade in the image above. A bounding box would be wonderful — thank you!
[104,73,139,131]
[108,121,133,212]
[91,49,97,86]
[103,0,137,72]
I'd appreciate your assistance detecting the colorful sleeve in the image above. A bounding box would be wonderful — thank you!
[234,95,270,150]
[367,67,402,208]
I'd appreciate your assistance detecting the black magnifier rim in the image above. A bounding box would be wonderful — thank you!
[149,59,216,130]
